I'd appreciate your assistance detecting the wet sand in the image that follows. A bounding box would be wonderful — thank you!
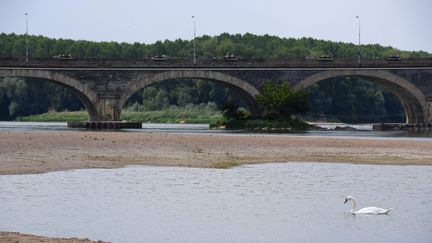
[1,130,432,175]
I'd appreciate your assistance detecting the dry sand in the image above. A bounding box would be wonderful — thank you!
[1,130,432,242]
[1,130,432,175]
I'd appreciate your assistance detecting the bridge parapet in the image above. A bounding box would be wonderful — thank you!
[1,57,432,69]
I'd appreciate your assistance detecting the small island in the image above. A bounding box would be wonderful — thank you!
[211,81,310,131]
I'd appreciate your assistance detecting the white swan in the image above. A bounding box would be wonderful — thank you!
[344,195,393,215]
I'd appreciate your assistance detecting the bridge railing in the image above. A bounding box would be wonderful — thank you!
[1,57,432,68]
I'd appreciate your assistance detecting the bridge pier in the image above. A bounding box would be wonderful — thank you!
[426,101,432,124]
[95,97,121,121]
[67,96,143,129]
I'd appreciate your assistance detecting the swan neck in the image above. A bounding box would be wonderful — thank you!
[351,198,357,213]
[351,198,357,212]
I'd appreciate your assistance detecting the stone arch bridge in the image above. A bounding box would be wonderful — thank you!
[1,57,432,124]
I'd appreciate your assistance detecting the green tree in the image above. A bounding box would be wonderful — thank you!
[256,81,309,119]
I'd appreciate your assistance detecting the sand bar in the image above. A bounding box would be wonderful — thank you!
[0,232,108,243]
[1,130,432,175]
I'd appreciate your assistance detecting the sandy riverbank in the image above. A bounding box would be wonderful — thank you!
[1,130,432,175]
[0,232,108,243]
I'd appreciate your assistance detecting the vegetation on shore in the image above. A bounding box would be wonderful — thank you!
[16,104,222,123]
[16,111,88,122]
[122,103,222,123]
[212,160,240,169]
[210,82,311,131]
[210,117,309,131]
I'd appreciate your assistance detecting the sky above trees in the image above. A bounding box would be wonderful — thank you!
[0,0,431,52]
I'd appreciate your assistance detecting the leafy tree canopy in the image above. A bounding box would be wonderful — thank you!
[0,32,430,59]
[256,81,309,119]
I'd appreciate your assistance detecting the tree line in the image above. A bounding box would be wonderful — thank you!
[0,32,430,122]
[1,32,430,59]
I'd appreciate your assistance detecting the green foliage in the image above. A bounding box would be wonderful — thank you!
[122,103,222,123]
[17,104,223,123]
[221,101,238,119]
[305,77,406,123]
[1,32,429,60]
[125,79,245,112]
[218,81,310,131]
[0,77,83,120]
[212,160,240,169]
[256,81,309,118]
[221,101,251,120]
[16,111,88,122]
[210,117,309,131]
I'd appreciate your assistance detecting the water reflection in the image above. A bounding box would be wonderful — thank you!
[0,163,431,243]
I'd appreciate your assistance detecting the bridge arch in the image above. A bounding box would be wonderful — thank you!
[295,69,429,123]
[120,70,263,117]
[0,69,99,120]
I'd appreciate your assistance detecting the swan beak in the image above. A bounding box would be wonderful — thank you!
[344,199,347,204]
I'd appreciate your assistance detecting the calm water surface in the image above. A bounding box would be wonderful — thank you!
[1,163,431,243]
[1,121,432,139]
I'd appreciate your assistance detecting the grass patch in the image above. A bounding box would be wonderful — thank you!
[121,110,222,124]
[16,111,89,122]
[15,105,223,124]
[212,159,240,169]
[123,103,222,123]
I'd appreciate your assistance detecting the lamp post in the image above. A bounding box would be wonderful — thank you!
[25,13,29,62]
[192,15,196,65]
[356,16,361,64]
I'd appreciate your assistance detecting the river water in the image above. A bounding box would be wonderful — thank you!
[0,163,431,243]
[1,122,431,242]
[1,121,431,139]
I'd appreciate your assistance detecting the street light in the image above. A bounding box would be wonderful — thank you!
[25,13,29,62]
[356,16,361,64]
[192,15,196,65]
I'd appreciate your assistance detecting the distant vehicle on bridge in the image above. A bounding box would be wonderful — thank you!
[224,54,238,60]
[317,55,334,61]
[53,54,73,60]
[150,55,167,60]
[386,55,402,61]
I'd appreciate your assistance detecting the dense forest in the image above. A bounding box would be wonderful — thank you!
[0,32,430,122]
